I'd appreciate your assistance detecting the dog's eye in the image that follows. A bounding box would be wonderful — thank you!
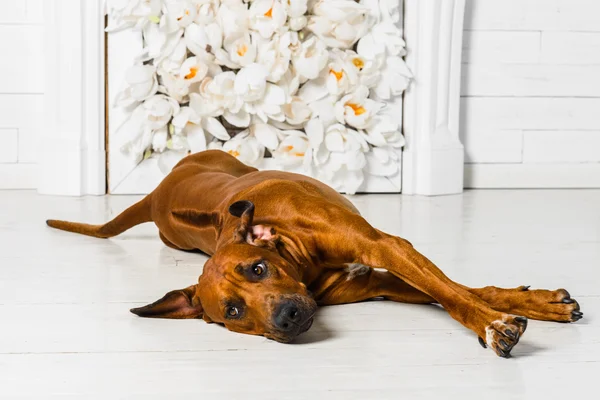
[252,262,266,276]
[227,306,239,317]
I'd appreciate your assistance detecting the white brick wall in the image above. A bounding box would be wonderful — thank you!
[462,0,600,188]
[0,0,43,189]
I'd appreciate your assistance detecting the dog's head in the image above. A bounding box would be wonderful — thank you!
[130,200,317,343]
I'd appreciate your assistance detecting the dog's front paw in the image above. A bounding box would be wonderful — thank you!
[480,315,528,358]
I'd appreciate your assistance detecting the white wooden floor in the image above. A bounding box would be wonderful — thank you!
[0,190,597,399]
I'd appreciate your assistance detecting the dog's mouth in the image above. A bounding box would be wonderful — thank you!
[266,315,315,343]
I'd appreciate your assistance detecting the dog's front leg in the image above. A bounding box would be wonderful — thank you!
[309,211,527,357]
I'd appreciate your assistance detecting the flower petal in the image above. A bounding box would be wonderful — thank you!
[201,117,230,140]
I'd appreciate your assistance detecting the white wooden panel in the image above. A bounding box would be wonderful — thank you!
[461,129,522,163]
[465,0,600,32]
[462,31,540,64]
[0,0,27,23]
[461,98,600,131]
[0,128,18,163]
[17,127,37,163]
[0,94,44,129]
[0,25,44,93]
[0,163,37,188]
[541,32,600,65]
[462,64,600,97]
[523,131,600,163]
[465,163,600,188]
[25,0,44,24]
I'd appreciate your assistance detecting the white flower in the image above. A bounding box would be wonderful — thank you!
[185,22,222,59]
[209,130,265,167]
[362,114,404,148]
[157,39,188,74]
[357,21,406,59]
[256,32,297,83]
[218,0,251,41]
[282,96,312,126]
[365,146,401,177]
[308,0,370,49]
[308,122,369,194]
[289,16,307,31]
[334,85,383,129]
[162,0,197,33]
[249,0,287,39]
[105,0,162,32]
[138,22,183,63]
[221,33,257,68]
[115,65,159,107]
[172,107,209,153]
[192,0,221,24]
[140,95,180,130]
[191,72,241,117]
[273,130,311,168]
[292,37,329,81]
[373,56,412,100]
[157,56,208,102]
[284,0,307,18]
[324,50,360,96]
[243,82,287,123]
[234,63,269,102]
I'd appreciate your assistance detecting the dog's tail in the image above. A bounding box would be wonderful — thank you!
[46,196,152,238]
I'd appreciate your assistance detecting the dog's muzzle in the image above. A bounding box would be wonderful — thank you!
[270,296,317,342]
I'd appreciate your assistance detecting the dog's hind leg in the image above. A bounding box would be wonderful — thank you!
[46,196,152,238]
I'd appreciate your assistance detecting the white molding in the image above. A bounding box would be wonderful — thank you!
[465,163,600,189]
[38,0,106,196]
[402,0,466,195]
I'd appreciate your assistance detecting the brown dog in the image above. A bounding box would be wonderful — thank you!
[47,150,582,357]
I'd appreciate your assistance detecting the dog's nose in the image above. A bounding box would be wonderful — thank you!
[273,301,305,331]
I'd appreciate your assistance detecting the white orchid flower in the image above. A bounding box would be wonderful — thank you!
[105,0,162,32]
[141,95,180,130]
[162,0,197,33]
[282,96,312,126]
[284,0,307,18]
[185,22,222,59]
[209,130,265,167]
[308,0,370,49]
[377,0,401,23]
[157,39,188,74]
[234,63,269,102]
[251,123,280,151]
[138,22,183,63]
[292,37,329,81]
[222,33,258,68]
[243,82,287,123]
[373,56,412,100]
[272,130,311,168]
[256,32,297,83]
[172,107,209,153]
[365,145,401,177]
[249,0,287,39]
[179,56,208,84]
[357,22,406,59]
[334,85,384,129]
[362,113,405,148]
[191,72,241,117]
[115,65,159,107]
[191,0,220,24]
[289,16,307,31]
[157,56,208,102]
[218,0,251,41]
[324,50,360,96]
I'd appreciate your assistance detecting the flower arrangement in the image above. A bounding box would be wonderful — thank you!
[106,0,412,194]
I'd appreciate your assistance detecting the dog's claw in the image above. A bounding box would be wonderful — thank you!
[521,285,531,291]
[478,336,487,348]
[562,298,575,304]
[504,329,515,339]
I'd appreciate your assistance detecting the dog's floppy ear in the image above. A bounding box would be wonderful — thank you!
[229,200,255,242]
[229,200,279,249]
[130,284,203,319]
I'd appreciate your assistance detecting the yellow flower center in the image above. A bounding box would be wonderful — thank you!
[329,69,344,81]
[352,58,365,70]
[346,103,366,116]
[264,7,273,18]
[185,67,198,80]
[177,10,190,21]
[237,44,248,57]
[284,145,304,157]
[228,150,241,157]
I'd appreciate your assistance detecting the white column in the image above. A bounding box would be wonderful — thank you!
[402,0,466,195]
[38,0,106,196]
